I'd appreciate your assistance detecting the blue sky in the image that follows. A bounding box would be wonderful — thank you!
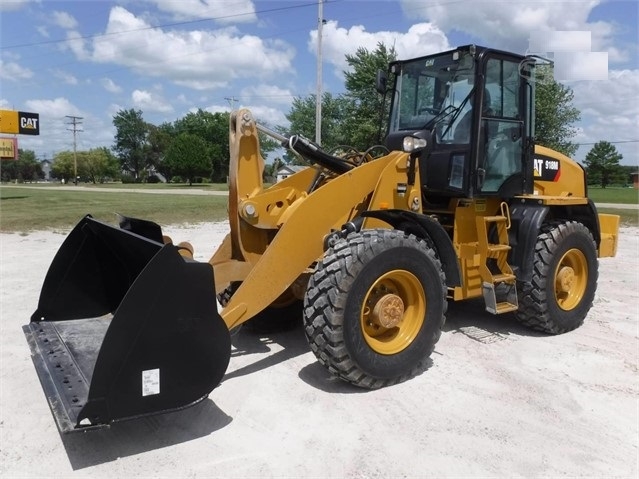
[1,0,637,166]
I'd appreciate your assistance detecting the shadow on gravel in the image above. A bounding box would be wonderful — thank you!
[62,399,232,470]
[444,298,546,341]
[222,321,309,382]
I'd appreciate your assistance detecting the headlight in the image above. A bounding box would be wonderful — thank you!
[403,136,427,152]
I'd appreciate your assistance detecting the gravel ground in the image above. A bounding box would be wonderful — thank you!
[1,222,637,478]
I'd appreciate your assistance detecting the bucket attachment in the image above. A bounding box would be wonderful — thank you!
[23,216,231,433]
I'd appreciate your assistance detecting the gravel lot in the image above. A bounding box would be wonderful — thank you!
[1,222,637,478]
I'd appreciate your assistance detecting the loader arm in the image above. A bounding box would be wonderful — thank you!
[215,109,421,330]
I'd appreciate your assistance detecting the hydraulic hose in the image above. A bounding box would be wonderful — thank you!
[255,122,353,175]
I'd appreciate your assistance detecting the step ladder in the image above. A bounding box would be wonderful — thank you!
[475,208,518,315]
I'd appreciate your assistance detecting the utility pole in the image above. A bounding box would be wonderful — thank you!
[65,115,83,185]
[315,0,325,146]
[225,96,239,111]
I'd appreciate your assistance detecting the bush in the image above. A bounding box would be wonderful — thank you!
[121,175,141,184]
[147,175,161,183]
[170,176,183,183]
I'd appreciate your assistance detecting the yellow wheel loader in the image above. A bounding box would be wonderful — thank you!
[23,45,620,433]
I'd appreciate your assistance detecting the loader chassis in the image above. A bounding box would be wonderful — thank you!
[23,44,620,433]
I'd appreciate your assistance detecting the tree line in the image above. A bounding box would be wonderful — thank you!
[0,43,632,187]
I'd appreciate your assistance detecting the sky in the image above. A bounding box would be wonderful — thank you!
[0,0,637,166]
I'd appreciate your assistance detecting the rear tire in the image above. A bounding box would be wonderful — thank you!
[303,229,447,389]
[515,221,598,334]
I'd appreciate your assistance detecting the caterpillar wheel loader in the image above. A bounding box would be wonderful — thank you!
[23,45,619,434]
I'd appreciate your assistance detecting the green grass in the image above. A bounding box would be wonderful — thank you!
[11,181,230,191]
[587,186,639,205]
[0,186,229,233]
[1,184,637,233]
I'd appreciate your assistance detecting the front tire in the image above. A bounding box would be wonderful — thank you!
[515,221,598,334]
[303,229,447,389]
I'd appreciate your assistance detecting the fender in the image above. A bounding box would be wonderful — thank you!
[361,209,461,288]
[509,199,602,282]
[508,203,549,282]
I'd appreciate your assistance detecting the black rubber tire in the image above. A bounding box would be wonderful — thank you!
[515,221,598,334]
[217,283,301,333]
[303,229,447,389]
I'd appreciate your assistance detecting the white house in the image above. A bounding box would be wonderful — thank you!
[276,165,307,182]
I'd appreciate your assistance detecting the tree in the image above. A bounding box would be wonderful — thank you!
[52,148,119,183]
[84,147,120,183]
[583,141,624,188]
[534,66,581,158]
[112,108,149,179]
[284,43,396,158]
[163,133,211,185]
[0,149,42,182]
[342,43,397,150]
[146,122,173,175]
[285,92,350,162]
[173,109,229,182]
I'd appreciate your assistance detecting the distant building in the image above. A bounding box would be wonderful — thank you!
[276,165,306,182]
[40,159,52,181]
[631,172,639,189]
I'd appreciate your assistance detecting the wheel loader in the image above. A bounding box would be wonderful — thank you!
[23,44,620,433]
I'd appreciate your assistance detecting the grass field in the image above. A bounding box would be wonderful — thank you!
[1,183,637,233]
[0,185,229,233]
[587,186,639,205]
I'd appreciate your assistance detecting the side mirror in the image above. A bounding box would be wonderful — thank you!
[375,70,388,94]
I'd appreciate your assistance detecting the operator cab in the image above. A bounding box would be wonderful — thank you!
[382,45,535,199]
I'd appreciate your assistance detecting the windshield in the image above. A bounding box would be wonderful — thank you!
[388,50,475,141]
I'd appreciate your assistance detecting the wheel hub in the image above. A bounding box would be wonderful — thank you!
[372,293,405,328]
[556,266,575,293]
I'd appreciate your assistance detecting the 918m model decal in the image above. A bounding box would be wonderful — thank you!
[533,156,561,182]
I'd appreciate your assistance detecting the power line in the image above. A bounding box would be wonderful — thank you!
[0,1,338,51]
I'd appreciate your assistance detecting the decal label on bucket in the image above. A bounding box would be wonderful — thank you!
[142,369,160,396]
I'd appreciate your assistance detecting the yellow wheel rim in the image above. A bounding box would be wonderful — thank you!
[554,248,588,311]
[360,270,426,355]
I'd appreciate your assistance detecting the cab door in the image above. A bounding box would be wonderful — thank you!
[475,54,529,197]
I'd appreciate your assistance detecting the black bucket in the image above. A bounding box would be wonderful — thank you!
[23,216,231,433]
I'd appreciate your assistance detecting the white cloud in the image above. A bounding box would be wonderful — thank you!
[36,25,49,38]
[87,7,295,91]
[52,69,78,85]
[240,84,294,106]
[0,60,33,81]
[131,89,174,113]
[146,0,257,23]
[310,21,450,78]
[65,30,89,60]
[24,97,84,118]
[202,104,230,115]
[0,0,34,12]
[52,10,78,30]
[398,0,629,64]
[101,78,122,93]
[571,69,639,164]
[243,104,288,127]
